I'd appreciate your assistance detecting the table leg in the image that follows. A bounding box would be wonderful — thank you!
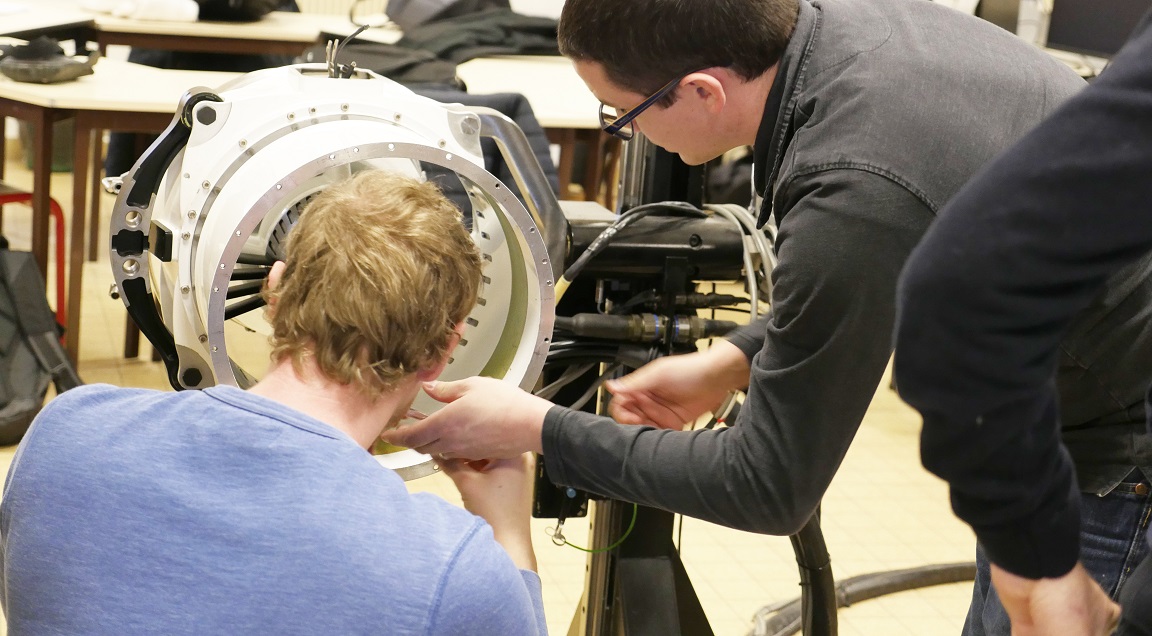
[30,110,53,280]
[87,132,103,262]
[124,318,140,358]
[0,116,6,230]
[579,129,606,204]
[0,116,6,181]
[65,117,93,365]
[547,128,577,200]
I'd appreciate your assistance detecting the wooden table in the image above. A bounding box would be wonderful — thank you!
[1,4,360,56]
[0,2,93,41]
[92,11,356,57]
[1,8,95,284]
[0,58,240,361]
[456,56,617,204]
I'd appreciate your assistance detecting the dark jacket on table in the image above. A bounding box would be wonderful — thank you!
[895,14,1152,579]
[541,0,1099,535]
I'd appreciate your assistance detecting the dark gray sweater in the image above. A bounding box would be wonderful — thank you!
[542,0,1087,534]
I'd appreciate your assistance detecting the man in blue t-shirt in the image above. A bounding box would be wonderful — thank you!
[0,170,547,635]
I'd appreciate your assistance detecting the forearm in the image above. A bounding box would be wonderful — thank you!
[542,313,894,535]
[543,408,825,534]
[918,396,1081,578]
[491,526,537,573]
[702,338,754,390]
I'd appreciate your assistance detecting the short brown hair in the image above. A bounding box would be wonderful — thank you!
[559,0,799,100]
[264,171,481,395]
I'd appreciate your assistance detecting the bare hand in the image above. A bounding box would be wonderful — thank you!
[991,562,1121,635]
[379,377,553,460]
[605,341,751,429]
[440,453,537,572]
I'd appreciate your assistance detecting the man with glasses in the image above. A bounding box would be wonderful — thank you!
[383,1,1152,633]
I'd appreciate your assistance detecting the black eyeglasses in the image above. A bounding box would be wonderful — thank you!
[599,70,698,141]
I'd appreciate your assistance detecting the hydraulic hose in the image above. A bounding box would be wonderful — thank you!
[750,561,977,636]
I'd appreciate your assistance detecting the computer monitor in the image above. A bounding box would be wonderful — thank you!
[1046,0,1152,58]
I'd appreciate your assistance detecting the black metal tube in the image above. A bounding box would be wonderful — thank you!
[789,512,838,636]
[224,295,266,320]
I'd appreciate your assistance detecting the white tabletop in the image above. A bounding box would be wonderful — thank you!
[316,24,597,127]
[456,56,600,130]
[0,57,240,111]
[0,5,362,43]
[94,10,357,43]
[0,54,598,132]
[0,2,92,37]
[319,22,403,45]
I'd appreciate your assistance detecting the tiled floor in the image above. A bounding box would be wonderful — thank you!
[0,141,977,635]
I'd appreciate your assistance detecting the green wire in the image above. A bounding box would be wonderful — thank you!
[561,504,639,553]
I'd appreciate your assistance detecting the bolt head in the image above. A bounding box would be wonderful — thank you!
[195,106,217,125]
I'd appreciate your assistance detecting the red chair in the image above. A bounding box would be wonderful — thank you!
[0,183,68,330]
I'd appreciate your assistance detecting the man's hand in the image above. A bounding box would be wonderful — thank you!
[379,377,552,460]
[605,340,751,429]
[440,453,537,572]
[991,562,1121,635]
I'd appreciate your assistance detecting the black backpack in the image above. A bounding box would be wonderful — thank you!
[385,0,510,31]
[0,237,81,445]
[196,0,293,22]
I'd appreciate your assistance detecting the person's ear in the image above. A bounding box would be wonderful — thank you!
[263,261,287,314]
[684,70,727,114]
[415,322,466,381]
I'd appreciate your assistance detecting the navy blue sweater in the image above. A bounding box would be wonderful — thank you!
[895,13,1152,579]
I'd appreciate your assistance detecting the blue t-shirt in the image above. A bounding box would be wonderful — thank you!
[0,384,546,635]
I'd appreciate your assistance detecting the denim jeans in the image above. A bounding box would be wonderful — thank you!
[962,477,1152,636]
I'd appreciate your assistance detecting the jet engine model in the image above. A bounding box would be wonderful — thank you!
[109,64,560,479]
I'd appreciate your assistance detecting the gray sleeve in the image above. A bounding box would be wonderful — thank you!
[726,315,769,360]
[543,170,933,534]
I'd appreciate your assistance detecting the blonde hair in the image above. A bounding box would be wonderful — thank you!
[264,170,481,395]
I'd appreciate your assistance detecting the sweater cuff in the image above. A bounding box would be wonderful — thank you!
[972,485,1081,579]
[541,405,573,486]
[726,317,768,361]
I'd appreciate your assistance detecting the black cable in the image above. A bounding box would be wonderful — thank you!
[612,289,658,314]
[559,365,621,411]
[329,23,371,78]
[788,513,837,636]
[750,562,976,636]
[535,362,597,400]
[546,346,659,370]
[334,24,370,61]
